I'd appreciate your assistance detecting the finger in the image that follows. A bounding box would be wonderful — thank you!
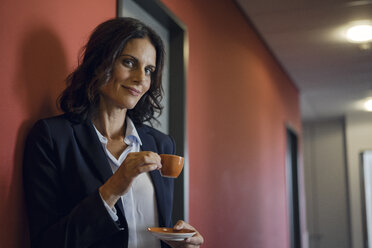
[174,220,204,246]
[173,220,185,230]
[137,163,161,173]
[124,152,161,169]
[174,220,193,230]
[131,151,161,166]
[185,234,204,246]
[142,152,161,166]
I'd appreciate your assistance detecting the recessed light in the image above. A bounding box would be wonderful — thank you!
[346,24,372,43]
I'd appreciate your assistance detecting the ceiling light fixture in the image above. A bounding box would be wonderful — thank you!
[346,24,372,43]
[364,99,372,112]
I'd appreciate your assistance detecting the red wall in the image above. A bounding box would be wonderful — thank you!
[161,1,302,247]
[0,0,302,247]
[0,0,115,247]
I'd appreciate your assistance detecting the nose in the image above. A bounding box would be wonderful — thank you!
[133,68,146,84]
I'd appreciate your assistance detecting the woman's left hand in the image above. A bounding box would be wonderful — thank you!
[164,220,204,248]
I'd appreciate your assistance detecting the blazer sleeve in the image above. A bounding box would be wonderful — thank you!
[23,120,124,248]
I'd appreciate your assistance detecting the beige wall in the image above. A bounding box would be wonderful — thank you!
[346,112,372,248]
[303,112,372,248]
[303,119,350,248]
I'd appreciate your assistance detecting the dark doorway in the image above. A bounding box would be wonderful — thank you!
[286,127,301,248]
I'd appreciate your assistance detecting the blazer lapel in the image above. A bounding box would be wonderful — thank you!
[72,120,113,184]
[137,125,167,227]
[72,120,126,216]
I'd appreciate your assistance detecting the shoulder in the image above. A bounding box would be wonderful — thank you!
[24,114,73,159]
[27,113,84,142]
[30,114,71,133]
[137,124,169,139]
[136,124,176,155]
[38,113,81,126]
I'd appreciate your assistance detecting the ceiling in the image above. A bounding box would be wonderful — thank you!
[235,0,372,121]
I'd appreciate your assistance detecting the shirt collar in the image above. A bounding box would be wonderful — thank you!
[93,117,142,146]
[124,117,142,146]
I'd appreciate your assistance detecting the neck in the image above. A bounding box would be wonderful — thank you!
[92,98,127,140]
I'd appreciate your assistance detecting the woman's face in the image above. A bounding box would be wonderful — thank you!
[99,38,156,111]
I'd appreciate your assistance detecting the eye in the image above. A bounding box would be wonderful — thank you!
[145,67,155,76]
[122,58,135,68]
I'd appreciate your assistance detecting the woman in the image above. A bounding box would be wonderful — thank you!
[23,17,203,248]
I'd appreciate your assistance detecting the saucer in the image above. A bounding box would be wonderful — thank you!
[147,227,196,241]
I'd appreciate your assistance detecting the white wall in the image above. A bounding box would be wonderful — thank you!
[346,112,372,248]
[303,119,350,248]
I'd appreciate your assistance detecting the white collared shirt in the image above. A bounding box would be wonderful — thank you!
[94,117,161,248]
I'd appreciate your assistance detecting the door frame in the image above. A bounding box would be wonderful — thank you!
[117,0,189,223]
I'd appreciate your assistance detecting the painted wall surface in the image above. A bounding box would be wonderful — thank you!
[0,0,301,247]
[303,113,372,248]
[345,112,372,248]
[0,0,115,247]
[161,1,302,247]
[303,119,350,248]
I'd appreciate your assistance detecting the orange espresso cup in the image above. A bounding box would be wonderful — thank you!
[159,154,184,178]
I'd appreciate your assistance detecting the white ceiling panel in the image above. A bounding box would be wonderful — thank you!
[235,0,372,121]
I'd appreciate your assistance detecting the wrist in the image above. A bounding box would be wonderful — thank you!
[99,184,120,209]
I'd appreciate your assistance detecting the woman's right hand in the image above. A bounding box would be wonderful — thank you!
[99,151,162,208]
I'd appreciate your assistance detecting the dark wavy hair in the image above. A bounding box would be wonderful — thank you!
[59,17,165,124]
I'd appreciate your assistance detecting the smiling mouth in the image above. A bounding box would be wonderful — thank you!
[122,86,141,96]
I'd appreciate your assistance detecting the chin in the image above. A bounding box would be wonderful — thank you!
[123,100,140,110]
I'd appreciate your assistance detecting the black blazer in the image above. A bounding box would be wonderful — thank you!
[23,114,175,248]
